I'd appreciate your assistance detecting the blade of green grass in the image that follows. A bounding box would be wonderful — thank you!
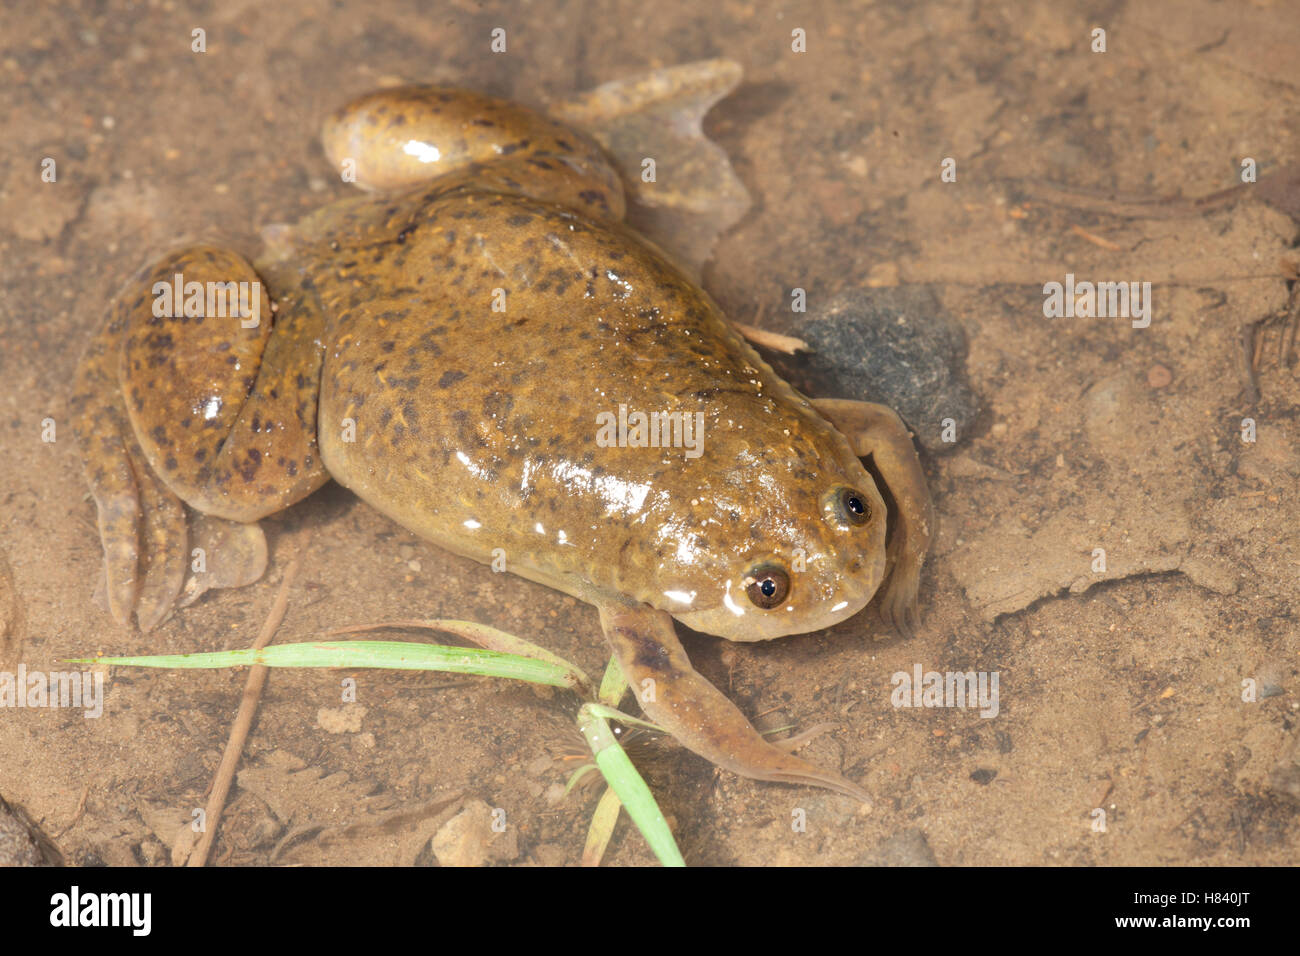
[326,619,593,695]
[67,641,581,690]
[581,785,623,867]
[70,633,686,865]
[597,655,628,708]
[578,704,684,867]
[584,702,664,733]
[563,763,600,797]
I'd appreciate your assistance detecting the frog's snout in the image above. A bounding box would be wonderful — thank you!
[669,474,890,643]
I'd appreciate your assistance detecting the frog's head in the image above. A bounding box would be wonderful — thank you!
[642,427,890,642]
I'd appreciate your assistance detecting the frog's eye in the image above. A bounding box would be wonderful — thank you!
[838,487,872,525]
[744,564,790,610]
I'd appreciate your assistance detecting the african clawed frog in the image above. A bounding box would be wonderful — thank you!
[70,61,934,801]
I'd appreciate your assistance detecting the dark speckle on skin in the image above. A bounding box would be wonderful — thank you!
[619,627,680,676]
[74,81,913,757]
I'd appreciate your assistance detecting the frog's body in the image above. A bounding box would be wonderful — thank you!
[70,63,934,802]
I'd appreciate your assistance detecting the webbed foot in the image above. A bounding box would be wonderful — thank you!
[550,60,752,276]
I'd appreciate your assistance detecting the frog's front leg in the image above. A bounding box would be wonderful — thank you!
[811,399,935,636]
[598,600,871,803]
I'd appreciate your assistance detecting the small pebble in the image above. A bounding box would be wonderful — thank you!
[1147,364,1173,388]
[432,801,493,868]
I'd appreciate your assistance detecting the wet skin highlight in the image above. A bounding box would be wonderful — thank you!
[70,64,934,801]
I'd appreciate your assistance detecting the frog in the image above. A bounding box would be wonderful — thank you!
[69,61,934,803]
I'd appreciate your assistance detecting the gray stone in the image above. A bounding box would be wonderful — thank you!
[775,285,981,453]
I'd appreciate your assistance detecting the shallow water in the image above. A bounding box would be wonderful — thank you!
[1,0,1297,866]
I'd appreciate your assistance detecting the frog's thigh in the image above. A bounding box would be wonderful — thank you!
[811,398,935,635]
[321,87,624,221]
[598,601,871,802]
[120,246,328,523]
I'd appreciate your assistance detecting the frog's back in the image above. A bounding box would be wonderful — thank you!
[314,188,855,606]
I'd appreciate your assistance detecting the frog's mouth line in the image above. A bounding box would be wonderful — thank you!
[664,558,883,642]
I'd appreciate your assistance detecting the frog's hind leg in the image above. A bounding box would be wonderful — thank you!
[72,299,167,626]
[319,86,625,224]
[73,304,197,630]
[117,246,329,522]
[811,399,935,637]
[317,63,749,274]
[598,601,871,803]
[72,245,325,630]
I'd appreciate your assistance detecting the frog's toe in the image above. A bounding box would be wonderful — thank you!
[177,514,268,610]
[91,454,142,627]
[83,446,187,632]
[131,450,189,632]
[878,560,922,642]
[877,512,928,641]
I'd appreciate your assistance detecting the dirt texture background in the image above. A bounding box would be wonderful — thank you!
[0,0,1297,866]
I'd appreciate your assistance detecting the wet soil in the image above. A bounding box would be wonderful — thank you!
[0,0,1297,866]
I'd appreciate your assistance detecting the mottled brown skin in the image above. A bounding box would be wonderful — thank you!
[70,66,934,802]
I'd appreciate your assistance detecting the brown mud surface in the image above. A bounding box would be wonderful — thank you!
[0,0,1297,866]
